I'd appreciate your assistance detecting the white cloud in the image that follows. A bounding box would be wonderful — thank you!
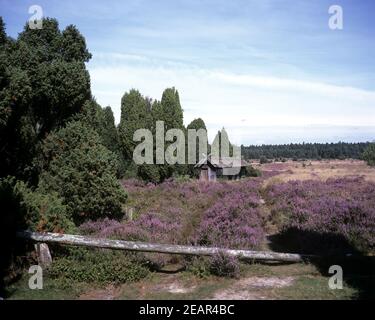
[88,56,375,144]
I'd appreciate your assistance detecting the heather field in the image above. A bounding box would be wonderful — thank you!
[8,160,374,300]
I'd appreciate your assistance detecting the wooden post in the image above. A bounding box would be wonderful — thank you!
[34,242,52,268]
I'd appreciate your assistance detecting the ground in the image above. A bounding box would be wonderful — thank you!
[7,262,357,300]
[5,159,375,300]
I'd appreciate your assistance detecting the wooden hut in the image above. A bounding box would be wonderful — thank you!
[194,154,248,181]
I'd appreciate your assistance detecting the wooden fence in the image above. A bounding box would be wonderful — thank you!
[17,230,316,266]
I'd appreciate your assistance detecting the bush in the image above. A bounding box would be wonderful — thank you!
[362,143,375,167]
[243,166,261,177]
[37,120,127,223]
[259,156,268,164]
[208,252,240,278]
[194,179,264,249]
[137,164,161,184]
[48,247,149,284]
[266,177,375,253]
[16,182,74,233]
[185,257,211,278]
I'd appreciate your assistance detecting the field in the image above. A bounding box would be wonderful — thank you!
[257,159,375,185]
[6,159,375,300]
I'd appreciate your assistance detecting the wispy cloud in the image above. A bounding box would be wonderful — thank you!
[3,0,375,143]
[89,55,375,144]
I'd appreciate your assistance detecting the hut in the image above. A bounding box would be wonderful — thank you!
[194,154,248,182]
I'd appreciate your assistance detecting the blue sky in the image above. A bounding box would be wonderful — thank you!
[1,0,375,144]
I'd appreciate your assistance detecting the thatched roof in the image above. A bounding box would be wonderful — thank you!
[194,154,248,169]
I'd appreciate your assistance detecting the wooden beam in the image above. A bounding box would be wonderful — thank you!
[17,230,313,262]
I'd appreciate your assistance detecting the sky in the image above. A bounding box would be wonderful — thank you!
[1,0,375,145]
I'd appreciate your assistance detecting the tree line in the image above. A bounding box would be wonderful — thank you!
[241,142,372,161]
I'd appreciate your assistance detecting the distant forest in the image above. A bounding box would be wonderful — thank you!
[241,142,371,160]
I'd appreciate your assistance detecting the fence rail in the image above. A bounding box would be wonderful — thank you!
[17,230,314,263]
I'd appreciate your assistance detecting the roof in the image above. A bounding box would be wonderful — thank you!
[194,154,249,169]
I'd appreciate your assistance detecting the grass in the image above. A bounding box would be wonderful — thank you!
[5,259,367,300]
[5,275,88,300]
[272,276,357,300]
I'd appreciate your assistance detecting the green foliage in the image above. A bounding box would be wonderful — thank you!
[77,100,121,155]
[15,181,74,233]
[186,257,211,278]
[0,17,6,45]
[187,118,208,175]
[212,128,233,157]
[186,253,240,279]
[242,142,371,161]
[243,165,261,177]
[159,87,184,130]
[0,176,74,233]
[137,164,161,184]
[362,143,375,167]
[38,120,127,223]
[259,156,269,164]
[118,89,152,161]
[0,17,91,180]
[208,252,240,278]
[61,25,92,62]
[48,247,149,284]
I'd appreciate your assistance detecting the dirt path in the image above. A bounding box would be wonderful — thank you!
[78,284,123,300]
[78,273,295,300]
[210,276,294,300]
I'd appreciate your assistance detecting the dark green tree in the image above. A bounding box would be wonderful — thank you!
[119,89,152,161]
[0,17,6,45]
[159,87,184,130]
[212,127,233,158]
[38,120,127,223]
[362,143,375,167]
[0,17,91,181]
[61,25,92,62]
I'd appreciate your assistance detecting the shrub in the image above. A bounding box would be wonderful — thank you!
[259,156,268,164]
[48,247,149,284]
[37,120,127,223]
[208,252,240,278]
[266,177,375,253]
[16,182,74,233]
[185,257,211,278]
[362,143,375,167]
[243,166,261,177]
[194,179,265,249]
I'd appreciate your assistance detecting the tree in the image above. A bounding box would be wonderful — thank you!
[212,127,233,158]
[119,89,152,161]
[78,100,120,154]
[0,17,6,45]
[186,118,208,176]
[61,25,92,62]
[159,87,184,130]
[38,120,127,223]
[362,143,375,167]
[0,17,92,181]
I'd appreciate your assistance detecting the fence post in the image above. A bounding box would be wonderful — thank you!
[34,243,52,268]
